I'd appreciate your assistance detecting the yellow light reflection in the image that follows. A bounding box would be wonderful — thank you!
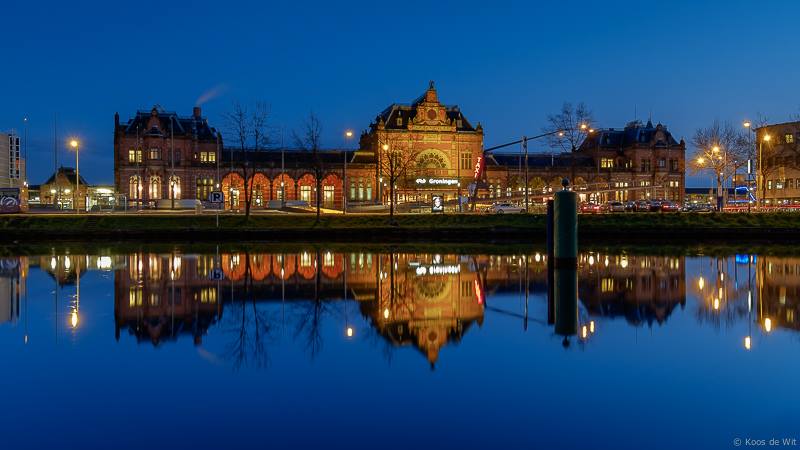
[581,325,588,339]
[713,298,720,310]
[589,321,595,333]
[70,311,79,329]
[698,276,705,290]
[346,326,354,338]
[383,308,389,319]
[744,336,751,350]
[764,318,772,333]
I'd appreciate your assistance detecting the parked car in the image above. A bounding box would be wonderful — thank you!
[580,203,601,214]
[660,201,680,212]
[635,200,651,212]
[604,201,625,212]
[648,200,663,211]
[683,203,714,213]
[487,202,525,214]
[624,201,637,212]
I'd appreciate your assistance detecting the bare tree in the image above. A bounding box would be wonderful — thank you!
[224,101,272,219]
[379,140,421,223]
[294,112,323,221]
[249,102,271,217]
[224,101,249,214]
[688,120,750,207]
[544,102,594,152]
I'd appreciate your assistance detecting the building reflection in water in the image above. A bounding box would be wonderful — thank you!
[4,249,800,363]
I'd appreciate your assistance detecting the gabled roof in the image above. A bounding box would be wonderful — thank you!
[118,106,220,141]
[43,167,90,186]
[579,120,682,151]
[373,83,478,132]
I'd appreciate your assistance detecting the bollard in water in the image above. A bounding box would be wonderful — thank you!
[553,267,578,346]
[546,199,555,325]
[553,178,577,270]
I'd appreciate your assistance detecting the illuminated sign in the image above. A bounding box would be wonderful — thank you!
[414,265,461,276]
[431,195,444,213]
[473,155,484,180]
[473,279,484,305]
[416,178,459,186]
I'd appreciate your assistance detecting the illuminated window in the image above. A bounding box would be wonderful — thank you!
[300,252,312,267]
[601,278,615,292]
[129,287,143,307]
[323,252,334,267]
[149,147,160,160]
[600,158,614,169]
[786,134,794,144]
[196,178,213,200]
[460,152,471,170]
[300,185,312,203]
[323,185,334,207]
[200,151,216,162]
[128,148,142,163]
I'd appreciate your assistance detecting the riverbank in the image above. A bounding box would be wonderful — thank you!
[1,213,799,242]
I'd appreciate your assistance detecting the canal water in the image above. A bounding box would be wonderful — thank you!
[0,245,796,449]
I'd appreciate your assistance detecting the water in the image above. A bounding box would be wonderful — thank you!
[0,245,797,449]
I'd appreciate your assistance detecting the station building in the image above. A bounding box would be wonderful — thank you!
[113,84,685,210]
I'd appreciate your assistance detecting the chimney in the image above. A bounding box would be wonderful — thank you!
[193,106,201,118]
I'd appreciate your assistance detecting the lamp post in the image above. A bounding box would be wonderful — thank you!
[759,133,771,209]
[381,143,389,207]
[744,121,753,212]
[70,139,80,213]
[343,130,353,214]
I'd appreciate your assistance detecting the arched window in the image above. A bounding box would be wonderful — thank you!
[129,176,142,199]
[149,175,161,200]
[169,175,181,199]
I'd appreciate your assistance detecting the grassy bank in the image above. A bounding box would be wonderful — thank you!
[0,212,798,242]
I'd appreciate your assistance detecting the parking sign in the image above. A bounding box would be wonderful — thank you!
[209,268,225,280]
[208,191,224,203]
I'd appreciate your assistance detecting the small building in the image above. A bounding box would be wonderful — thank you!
[39,167,90,210]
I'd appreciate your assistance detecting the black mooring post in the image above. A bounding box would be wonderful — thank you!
[546,199,555,325]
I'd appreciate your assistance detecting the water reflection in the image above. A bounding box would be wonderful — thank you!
[2,249,799,365]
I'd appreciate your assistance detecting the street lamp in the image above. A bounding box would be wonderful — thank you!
[343,130,354,214]
[759,134,771,208]
[743,121,754,212]
[70,139,80,213]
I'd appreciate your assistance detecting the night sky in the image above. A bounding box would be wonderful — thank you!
[2,0,798,186]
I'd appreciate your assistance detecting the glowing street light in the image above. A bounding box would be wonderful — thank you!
[764,317,772,333]
[346,326,354,338]
[744,336,751,350]
[70,139,81,213]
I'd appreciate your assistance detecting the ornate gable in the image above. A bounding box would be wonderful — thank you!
[410,81,454,131]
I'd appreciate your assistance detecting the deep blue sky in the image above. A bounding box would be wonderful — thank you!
[2,0,798,186]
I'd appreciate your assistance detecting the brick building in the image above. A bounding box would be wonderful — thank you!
[114,106,221,206]
[755,121,800,205]
[484,120,686,204]
[113,88,684,211]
